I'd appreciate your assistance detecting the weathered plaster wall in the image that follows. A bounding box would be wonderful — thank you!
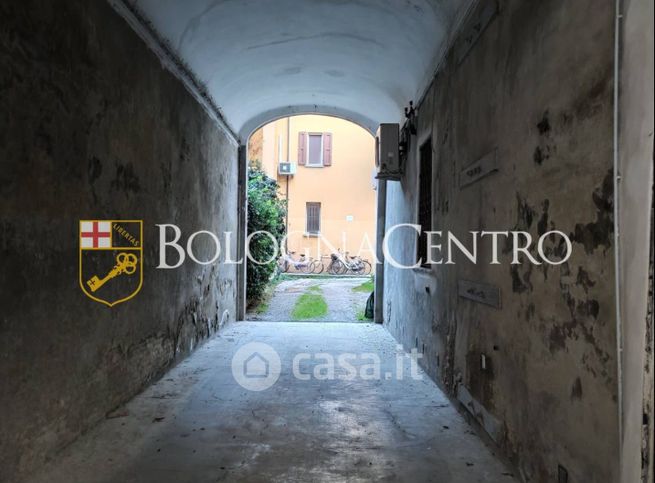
[0,1,238,481]
[617,0,654,481]
[383,0,619,480]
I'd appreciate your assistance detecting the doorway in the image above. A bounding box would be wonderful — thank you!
[244,114,377,322]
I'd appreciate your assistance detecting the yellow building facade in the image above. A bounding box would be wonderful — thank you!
[249,115,376,263]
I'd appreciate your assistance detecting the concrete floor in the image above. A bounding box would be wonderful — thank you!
[28,322,517,483]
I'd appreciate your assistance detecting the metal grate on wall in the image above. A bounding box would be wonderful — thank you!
[306,202,321,234]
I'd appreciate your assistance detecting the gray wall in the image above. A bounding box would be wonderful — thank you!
[383,0,619,480]
[0,1,238,481]
[618,0,654,480]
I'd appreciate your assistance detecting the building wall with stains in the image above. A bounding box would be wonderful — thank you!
[383,0,618,480]
[0,1,238,481]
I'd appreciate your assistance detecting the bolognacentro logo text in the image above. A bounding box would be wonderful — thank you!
[79,220,572,307]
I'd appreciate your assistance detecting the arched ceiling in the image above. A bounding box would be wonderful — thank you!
[128,0,474,140]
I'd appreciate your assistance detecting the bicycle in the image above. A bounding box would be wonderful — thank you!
[277,251,315,274]
[342,252,372,275]
[326,253,346,275]
[312,256,326,274]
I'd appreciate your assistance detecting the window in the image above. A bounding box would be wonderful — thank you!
[306,202,321,234]
[416,139,432,266]
[298,132,332,167]
[307,134,323,166]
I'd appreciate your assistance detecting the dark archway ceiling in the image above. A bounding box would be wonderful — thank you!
[128,0,474,139]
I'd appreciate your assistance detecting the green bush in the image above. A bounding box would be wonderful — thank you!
[246,168,286,305]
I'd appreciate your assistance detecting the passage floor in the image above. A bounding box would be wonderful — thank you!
[29,322,517,483]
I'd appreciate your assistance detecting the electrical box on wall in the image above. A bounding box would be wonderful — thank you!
[278,162,296,176]
[375,123,402,180]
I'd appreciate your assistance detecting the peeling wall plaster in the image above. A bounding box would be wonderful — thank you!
[0,1,238,481]
[383,0,619,480]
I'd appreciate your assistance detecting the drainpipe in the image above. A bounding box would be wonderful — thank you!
[285,117,290,252]
[612,0,623,452]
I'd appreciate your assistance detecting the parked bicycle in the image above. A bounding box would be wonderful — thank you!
[311,256,326,274]
[323,251,372,275]
[277,251,315,274]
[325,253,345,275]
[342,252,372,275]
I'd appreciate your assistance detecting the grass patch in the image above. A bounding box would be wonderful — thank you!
[254,300,269,314]
[291,291,328,320]
[355,309,367,321]
[352,278,374,293]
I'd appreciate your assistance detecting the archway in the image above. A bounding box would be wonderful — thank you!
[243,114,380,323]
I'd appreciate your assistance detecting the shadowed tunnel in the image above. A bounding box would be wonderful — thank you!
[0,1,653,482]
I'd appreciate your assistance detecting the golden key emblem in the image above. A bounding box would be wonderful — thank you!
[86,252,138,292]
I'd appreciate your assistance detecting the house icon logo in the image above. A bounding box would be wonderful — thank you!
[232,342,281,391]
[244,352,269,378]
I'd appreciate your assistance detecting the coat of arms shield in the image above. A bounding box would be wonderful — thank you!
[79,220,143,306]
